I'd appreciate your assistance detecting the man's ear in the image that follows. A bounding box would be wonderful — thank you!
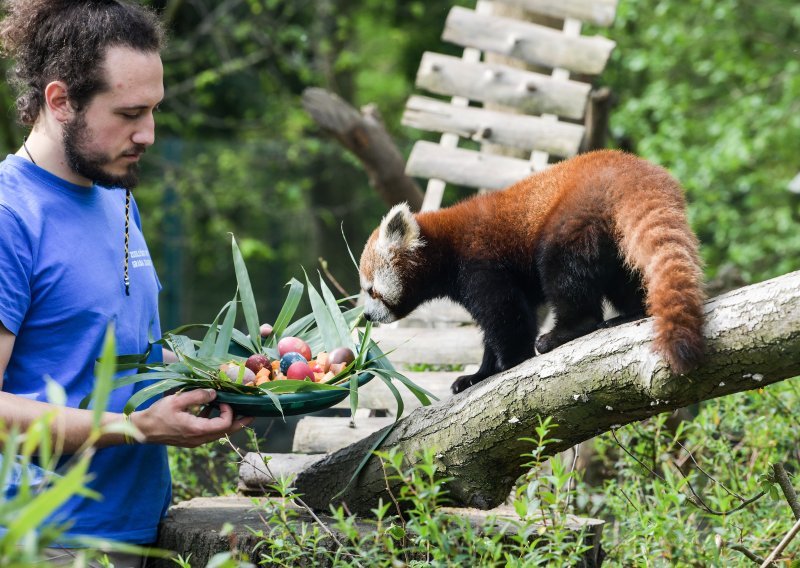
[43,81,74,123]
[377,202,423,255]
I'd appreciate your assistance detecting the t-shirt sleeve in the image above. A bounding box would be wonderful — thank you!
[0,205,32,334]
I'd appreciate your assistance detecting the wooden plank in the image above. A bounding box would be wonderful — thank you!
[406,141,534,191]
[293,416,396,453]
[402,95,584,158]
[416,52,591,120]
[421,46,482,213]
[492,0,618,27]
[332,371,457,413]
[370,323,484,366]
[443,7,616,75]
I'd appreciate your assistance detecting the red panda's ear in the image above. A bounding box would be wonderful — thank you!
[377,202,422,256]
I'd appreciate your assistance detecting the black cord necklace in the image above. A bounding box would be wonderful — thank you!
[23,135,131,296]
[22,136,36,165]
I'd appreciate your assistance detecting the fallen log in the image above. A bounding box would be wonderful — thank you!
[292,270,800,514]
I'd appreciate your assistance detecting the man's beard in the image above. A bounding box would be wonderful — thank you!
[63,112,145,190]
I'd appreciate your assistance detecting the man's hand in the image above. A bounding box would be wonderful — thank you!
[131,389,253,448]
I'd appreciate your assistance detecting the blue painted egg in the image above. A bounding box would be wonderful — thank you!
[280,352,307,374]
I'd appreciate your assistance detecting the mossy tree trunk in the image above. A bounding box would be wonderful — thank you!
[294,271,800,514]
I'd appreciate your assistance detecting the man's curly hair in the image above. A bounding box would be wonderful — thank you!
[0,0,165,125]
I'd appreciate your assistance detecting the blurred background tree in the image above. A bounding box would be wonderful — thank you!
[0,0,797,326]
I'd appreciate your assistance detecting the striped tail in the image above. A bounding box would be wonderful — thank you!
[614,173,706,374]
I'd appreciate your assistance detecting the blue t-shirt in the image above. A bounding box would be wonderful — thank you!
[0,155,171,544]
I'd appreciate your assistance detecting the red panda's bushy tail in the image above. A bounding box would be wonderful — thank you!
[613,173,706,374]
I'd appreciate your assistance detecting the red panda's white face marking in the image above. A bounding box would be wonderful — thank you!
[359,203,424,323]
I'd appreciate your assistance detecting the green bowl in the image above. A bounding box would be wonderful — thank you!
[214,344,379,417]
[215,370,374,417]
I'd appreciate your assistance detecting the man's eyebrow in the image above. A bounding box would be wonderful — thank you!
[114,101,163,111]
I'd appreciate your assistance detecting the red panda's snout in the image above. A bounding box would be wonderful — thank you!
[359,235,405,324]
[359,203,425,324]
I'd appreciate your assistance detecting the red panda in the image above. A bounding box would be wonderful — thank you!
[358,150,705,394]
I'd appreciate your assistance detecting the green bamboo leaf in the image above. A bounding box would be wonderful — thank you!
[356,323,374,368]
[371,368,435,406]
[344,305,365,331]
[124,379,185,413]
[305,271,347,352]
[377,373,405,419]
[279,311,315,341]
[230,328,260,357]
[1,452,96,552]
[166,334,196,359]
[231,235,261,353]
[259,388,283,419]
[91,323,117,429]
[257,380,347,394]
[319,273,353,349]
[349,372,359,420]
[160,322,210,335]
[112,361,164,372]
[214,296,238,359]
[198,303,229,359]
[179,353,223,376]
[113,347,152,365]
[270,278,305,341]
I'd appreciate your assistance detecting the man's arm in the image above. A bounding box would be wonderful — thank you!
[0,324,252,453]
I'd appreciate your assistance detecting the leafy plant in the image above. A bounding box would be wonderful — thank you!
[0,324,172,566]
[109,236,433,420]
[206,419,593,567]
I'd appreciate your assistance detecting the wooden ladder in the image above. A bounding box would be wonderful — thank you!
[239,0,619,503]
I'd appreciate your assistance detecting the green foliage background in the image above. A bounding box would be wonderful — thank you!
[1,0,798,564]
[1,0,797,324]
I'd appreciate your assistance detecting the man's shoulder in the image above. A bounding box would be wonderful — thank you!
[0,155,38,198]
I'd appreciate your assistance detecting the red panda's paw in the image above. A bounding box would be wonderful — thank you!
[451,372,490,394]
[536,317,601,354]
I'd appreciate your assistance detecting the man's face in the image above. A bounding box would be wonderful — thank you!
[64,46,164,189]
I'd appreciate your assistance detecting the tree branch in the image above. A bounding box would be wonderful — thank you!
[773,463,800,520]
[301,88,424,211]
[291,270,800,514]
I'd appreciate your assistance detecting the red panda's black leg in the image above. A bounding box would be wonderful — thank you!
[601,265,647,327]
[451,268,540,394]
[451,349,497,394]
[535,225,608,354]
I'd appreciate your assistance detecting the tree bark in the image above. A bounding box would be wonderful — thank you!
[294,270,800,514]
[301,88,424,211]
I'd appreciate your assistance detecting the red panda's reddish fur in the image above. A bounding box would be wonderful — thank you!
[362,150,705,375]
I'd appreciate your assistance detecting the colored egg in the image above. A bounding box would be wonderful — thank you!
[280,351,307,374]
[286,360,314,381]
[245,353,270,374]
[328,346,355,366]
[277,336,312,360]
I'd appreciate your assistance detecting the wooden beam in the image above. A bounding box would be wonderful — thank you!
[402,95,585,158]
[405,141,534,191]
[492,0,618,27]
[415,52,591,120]
[443,7,616,75]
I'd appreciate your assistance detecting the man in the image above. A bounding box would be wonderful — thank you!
[0,0,252,563]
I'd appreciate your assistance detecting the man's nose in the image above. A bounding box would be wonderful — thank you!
[132,113,156,146]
